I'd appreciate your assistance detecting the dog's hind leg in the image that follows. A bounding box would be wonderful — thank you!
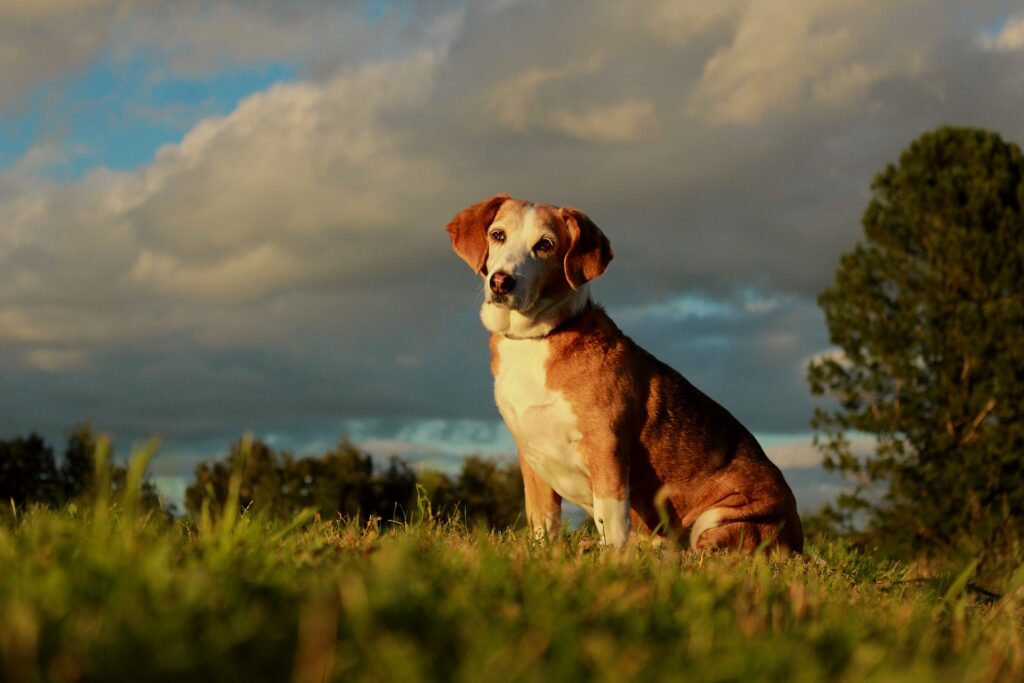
[691,520,763,552]
[690,512,795,554]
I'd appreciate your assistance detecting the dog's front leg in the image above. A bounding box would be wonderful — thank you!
[519,453,561,541]
[588,447,631,548]
[593,494,631,548]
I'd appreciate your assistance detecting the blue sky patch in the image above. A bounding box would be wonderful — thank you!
[0,50,296,180]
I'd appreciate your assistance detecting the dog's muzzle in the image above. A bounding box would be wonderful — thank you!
[489,272,515,295]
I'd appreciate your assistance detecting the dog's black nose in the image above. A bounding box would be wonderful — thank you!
[489,272,515,295]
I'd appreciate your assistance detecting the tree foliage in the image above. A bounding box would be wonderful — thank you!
[0,433,61,507]
[418,455,526,529]
[0,424,161,510]
[185,438,412,520]
[808,126,1024,555]
[2,423,527,529]
[184,439,525,529]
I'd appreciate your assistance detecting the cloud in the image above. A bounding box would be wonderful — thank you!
[0,1,460,113]
[0,52,478,443]
[687,0,946,125]
[762,438,823,469]
[548,100,655,143]
[2,37,521,450]
[643,0,743,46]
[983,13,1024,51]
[121,55,447,301]
[2,52,444,332]
[2,0,1024,477]
[25,347,89,373]
[759,433,876,470]
[0,0,124,112]
[484,57,655,142]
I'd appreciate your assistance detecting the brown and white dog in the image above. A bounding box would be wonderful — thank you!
[446,194,803,553]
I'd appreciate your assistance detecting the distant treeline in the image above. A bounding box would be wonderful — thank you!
[0,425,525,529]
[0,425,161,511]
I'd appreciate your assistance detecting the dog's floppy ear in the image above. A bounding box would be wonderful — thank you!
[446,193,510,274]
[561,207,613,290]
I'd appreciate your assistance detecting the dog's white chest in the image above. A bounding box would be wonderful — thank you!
[493,337,592,507]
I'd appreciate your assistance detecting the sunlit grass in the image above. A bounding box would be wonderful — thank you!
[1,446,1022,682]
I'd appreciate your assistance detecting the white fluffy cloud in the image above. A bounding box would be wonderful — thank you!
[484,57,656,142]
[688,0,947,124]
[1,53,448,372]
[126,56,445,298]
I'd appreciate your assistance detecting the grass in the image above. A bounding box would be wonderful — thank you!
[1,451,1023,682]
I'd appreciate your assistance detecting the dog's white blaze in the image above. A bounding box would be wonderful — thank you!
[593,496,631,548]
[493,337,593,507]
[689,507,724,550]
[485,205,545,293]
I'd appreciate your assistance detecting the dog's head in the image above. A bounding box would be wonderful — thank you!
[446,194,613,330]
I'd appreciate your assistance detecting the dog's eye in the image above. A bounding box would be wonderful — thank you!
[533,238,554,253]
[489,229,505,243]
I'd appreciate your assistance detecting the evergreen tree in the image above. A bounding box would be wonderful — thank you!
[0,425,161,510]
[0,433,61,507]
[808,126,1024,555]
[61,424,98,499]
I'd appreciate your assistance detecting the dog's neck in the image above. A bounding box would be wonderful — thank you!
[480,285,593,340]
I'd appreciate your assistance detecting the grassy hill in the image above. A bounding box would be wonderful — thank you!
[1,482,1022,683]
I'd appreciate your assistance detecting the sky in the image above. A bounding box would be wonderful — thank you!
[2,0,1024,512]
